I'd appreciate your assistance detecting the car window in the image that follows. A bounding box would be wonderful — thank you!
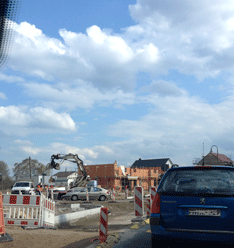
[14,182,30,187]
[158,168,234,196]
[92,187,102,192]
[74,188,81,192]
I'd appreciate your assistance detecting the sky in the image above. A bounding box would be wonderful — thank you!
[1,0,234,174]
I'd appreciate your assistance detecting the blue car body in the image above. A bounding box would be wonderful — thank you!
[150,166,234,245]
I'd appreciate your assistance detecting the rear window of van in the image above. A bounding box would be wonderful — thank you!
[158,168,234,196]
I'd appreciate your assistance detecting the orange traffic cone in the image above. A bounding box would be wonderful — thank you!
[0,192,13,243]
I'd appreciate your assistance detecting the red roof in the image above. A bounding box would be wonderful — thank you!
[211,153,232,163]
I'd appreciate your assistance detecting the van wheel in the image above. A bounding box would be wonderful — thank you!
[99,195,106,201]
[71,195,78,201]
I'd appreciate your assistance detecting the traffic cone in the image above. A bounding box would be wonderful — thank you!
[0,192,13,243]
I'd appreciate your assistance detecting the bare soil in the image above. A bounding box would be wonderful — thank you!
[1,194,148,248]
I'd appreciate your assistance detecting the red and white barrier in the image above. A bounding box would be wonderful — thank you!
[150,187,156,209]
[110,186,116,202]
[146,199,150,217]
[41,194,55,227]
[134,186,144,217]
[3,194,55,228]
[0,192,5,236]
[99,207,108,243]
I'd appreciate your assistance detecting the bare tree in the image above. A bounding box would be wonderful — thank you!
[13,158,50,181]
[0,161,14,189]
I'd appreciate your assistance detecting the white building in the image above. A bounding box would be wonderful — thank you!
[52,171,78,188]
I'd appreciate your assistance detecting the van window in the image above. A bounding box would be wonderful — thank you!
[158,168,234,196]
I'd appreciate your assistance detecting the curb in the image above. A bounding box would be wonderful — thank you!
[95,233,120,248]
[130,218,149,230]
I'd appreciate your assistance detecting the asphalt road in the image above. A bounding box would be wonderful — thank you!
[112,224,151,248]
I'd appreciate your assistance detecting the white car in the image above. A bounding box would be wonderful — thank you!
[11,181,35,195]
[62,186,110,201]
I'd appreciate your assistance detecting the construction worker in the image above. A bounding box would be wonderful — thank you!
[37,183,42,195]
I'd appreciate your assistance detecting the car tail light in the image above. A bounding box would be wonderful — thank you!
[151,193,160,214]
[107,191,109,195]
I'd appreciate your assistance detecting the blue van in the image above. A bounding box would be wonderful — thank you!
[150,166,234,246]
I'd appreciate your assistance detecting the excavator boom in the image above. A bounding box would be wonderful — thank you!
[48,153,90,187]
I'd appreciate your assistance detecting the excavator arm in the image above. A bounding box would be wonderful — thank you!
[48,153,90,187]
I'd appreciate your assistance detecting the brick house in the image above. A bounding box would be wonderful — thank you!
[197,152,233,166]
[81,158,172,191]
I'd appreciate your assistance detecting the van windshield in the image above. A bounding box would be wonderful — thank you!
[14,182,30,187]
[158,168,234,196]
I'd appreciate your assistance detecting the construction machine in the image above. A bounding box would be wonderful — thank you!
[47,153,90,187]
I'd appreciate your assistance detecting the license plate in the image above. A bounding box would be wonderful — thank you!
[188,208,221,217]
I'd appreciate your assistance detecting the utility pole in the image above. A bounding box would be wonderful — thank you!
[29,156,31,180]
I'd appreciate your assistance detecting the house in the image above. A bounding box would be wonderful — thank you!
[52,171,78,188]
[197,152,233,166]
[79,158,173,191]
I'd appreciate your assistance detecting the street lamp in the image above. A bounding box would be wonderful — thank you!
[210,145,219,165]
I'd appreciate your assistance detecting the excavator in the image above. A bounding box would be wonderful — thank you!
[47,153,90,187]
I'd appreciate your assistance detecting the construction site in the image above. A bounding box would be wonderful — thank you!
[0,155,167,247]
[73,158,172,192]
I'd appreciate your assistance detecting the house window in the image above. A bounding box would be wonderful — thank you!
[134,169,136,173]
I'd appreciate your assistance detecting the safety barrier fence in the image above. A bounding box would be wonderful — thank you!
[99,207,108,243]
[2,193,55,228]
[41,194,55,227]
[134,186,144,217]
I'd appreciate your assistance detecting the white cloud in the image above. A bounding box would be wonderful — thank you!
[8,21,161,90]
[127,0,234,80]
[0,73,25,83]
[22,82,136,110]
[0,106,76,135]
[0,92,7,99]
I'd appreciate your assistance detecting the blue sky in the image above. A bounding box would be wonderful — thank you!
[1,0,234,174]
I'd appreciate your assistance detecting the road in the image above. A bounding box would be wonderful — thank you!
[112,224,151,248]
[85,221,151,248]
